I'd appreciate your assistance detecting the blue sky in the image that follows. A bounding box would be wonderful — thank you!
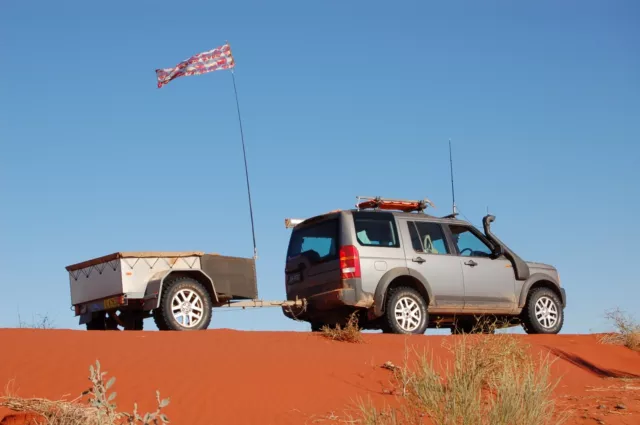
[1,0,638,333]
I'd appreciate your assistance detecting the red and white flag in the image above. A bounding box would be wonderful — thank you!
[155,43,235,88]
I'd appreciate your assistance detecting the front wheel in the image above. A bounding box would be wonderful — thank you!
[153,276,212,331]
[521,287,564,334]
[383,287,429,334]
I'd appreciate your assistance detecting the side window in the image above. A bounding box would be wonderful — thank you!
[353,214,400,248]
[409,221,450,254]
[449,225,492,257]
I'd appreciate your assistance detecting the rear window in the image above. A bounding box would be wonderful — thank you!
[287,219,339,264]
[353,213,400,248]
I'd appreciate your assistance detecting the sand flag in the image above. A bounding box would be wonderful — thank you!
[155,43,235,88]
[155,42,256,259]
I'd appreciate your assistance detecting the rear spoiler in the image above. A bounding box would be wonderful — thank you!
[284,218,305,229]
[284,210,342,229]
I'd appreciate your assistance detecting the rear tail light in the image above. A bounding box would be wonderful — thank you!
[340,245,361,279]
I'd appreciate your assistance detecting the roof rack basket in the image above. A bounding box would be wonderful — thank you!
[355,196,435,213]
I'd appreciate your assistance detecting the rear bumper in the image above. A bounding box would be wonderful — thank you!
[282,279,373,322]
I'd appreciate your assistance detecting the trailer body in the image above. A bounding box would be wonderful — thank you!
[66,251,258,324]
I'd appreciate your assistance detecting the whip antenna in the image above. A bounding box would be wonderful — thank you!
[449,139,458,215]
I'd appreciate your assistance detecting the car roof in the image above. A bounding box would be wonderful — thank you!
[347,208,472,226]
[292,208,473,229]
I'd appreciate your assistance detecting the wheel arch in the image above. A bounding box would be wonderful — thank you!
[373,268,434,317]
[143,269,218,311]
[518,274,564,309]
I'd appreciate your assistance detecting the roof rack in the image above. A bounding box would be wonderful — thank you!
[355,196,435,213]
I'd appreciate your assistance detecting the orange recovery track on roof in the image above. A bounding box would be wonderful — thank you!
[356,197,433,213]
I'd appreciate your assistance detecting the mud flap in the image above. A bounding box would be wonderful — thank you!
[79,312,93,325]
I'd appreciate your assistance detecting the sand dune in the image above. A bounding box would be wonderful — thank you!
[0,330,638,424]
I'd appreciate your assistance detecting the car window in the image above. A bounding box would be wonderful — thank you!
[409,222,450,254]
[353,213,399,248]
[449,225,492,257]
[287,219,338,264]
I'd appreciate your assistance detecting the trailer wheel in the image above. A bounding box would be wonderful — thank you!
[153,276,212,331]
[85,312,118,331]
[118,311,144,331]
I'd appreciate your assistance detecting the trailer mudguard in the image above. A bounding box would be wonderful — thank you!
[142,269,218,311]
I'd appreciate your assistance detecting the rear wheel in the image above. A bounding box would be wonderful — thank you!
[153,276,212,331]
[383,287,429,335]
[521,287,564,334]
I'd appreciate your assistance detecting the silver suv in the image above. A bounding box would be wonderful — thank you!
[283,197,566,335]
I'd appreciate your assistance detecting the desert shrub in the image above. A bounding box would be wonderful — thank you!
[488,352,558,425]
[0,360,170,425]
[355,334,562,425]
[600,308,640,351]
[18,313,55,329]
[320,312,363,343]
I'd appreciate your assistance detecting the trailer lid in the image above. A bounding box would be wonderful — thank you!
[65,251,205,272]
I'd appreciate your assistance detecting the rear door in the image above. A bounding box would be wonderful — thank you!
[285,216,341,300]
[350,211,406,295]
[397,218,465,311]
[446,224,516,312]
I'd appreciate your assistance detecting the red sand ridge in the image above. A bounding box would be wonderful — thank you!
[0,330,639,425]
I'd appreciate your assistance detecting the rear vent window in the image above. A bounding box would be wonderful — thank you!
[353,213,400,248]
[287,219,339,264]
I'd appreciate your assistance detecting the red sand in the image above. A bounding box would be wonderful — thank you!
[0,330,638,424]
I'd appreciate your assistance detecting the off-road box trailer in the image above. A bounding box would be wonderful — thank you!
[66,251,304,331]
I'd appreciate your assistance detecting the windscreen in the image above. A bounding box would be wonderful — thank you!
[287,218,339,264]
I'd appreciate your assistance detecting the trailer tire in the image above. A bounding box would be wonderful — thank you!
[86,318,105,331]
[86,312,118,331]
[153,276,212,331]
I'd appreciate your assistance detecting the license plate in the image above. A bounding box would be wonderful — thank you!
[103,296,122,310]
[287,272,301,285]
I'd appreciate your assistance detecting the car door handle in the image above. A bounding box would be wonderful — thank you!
[412,257,426,264]
[464,260,478,267]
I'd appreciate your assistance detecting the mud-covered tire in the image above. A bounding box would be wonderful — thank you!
[153,276,212,331]
[383,287,429,335]
[521,287,564,334]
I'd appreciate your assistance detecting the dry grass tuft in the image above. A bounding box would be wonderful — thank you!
[320,312,363,343]
[356,334,563,425]
[347,397,422,425]
[487,352,560,425]
[0,395,98,425]
[0,360,170,425]
[599,308,640,352]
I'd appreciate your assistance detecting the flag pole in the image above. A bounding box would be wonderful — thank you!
[229,62,257,260]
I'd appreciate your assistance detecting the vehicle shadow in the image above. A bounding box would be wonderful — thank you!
[546,346,640,379]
